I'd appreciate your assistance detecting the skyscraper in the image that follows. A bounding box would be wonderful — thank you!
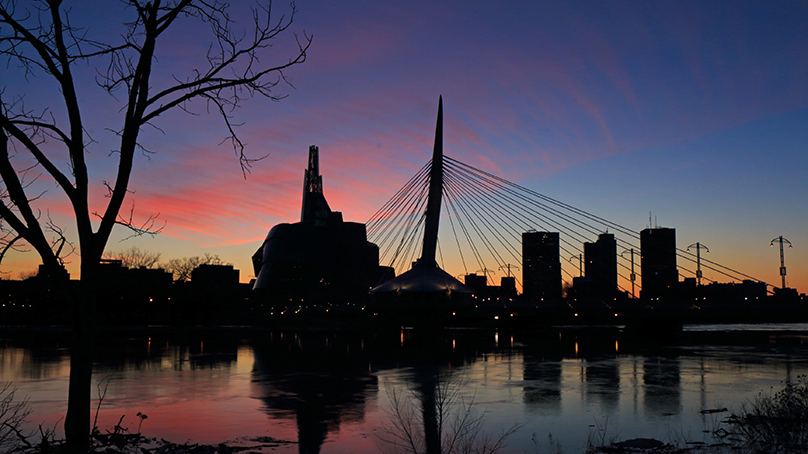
[640,227,677,299]
[522,231,562,299]
[584,233,617,298]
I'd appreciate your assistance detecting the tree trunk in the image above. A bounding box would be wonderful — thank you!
[64,270,97,453]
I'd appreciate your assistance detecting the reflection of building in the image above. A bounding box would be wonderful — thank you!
[251,333,376,454]
[583,233,617,298]
[522,231,562,299]
[640,227,678,299]
[252,146,385,302]
[522,355,562,413]
[643,357,682,417]
[583,359,620,412]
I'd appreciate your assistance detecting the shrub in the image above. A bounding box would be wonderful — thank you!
[726,375,808,453]
[0,382,32,452]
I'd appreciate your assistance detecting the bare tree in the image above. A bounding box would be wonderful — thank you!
[17,269,36,280]
[103,246,162,269]
[377,370,522,454]
[163,253,229,282]
[0,1,310,451]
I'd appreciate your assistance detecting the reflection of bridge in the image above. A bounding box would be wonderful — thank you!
[366,98,781,306]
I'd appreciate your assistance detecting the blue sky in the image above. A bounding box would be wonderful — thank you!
[3,0,806,292]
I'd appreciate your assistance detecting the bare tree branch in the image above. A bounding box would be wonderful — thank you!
[163,253,230,282]
[103,245,161,269]
[93,200,165,241]
[0,1,309,447]
[377,371,523,454]
[0,231,25,267]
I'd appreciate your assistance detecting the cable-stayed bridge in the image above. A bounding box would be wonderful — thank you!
[367,156,769,299]
[253,98,802,327]
[365,102,780,308]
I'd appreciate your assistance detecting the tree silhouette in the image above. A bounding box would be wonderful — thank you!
[378,370,522,454]
[164,253,230,282]
[104,246,162,269]
[0,0,310,451]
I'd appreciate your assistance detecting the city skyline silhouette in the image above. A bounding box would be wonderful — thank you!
[1,1,805,293]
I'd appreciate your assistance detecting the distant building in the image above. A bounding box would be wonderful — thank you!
[640,227,678,299]
[500,276,517,298]
[37,264,70,281]
[464,274,488,293]
[583,233,617,299]
[252,145,385,303]
[702,279,768,300]
[192,264,240,288]
[93,260,173,324]
[522,231,562,299]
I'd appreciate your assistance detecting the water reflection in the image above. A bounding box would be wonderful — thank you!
[643,356,682,417]
[2,328,808,453]
[249,330,498,453]
[522,355,562,412]
[251,333,375,454]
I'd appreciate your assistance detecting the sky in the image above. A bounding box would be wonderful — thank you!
[2,0,807,293]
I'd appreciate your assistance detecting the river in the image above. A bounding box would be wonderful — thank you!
[2,324,808,453]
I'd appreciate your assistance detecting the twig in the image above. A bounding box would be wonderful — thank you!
[93,374,114,434]
[1,421,32,448]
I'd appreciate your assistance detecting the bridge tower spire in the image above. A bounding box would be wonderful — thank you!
[369,96,471,296]
[417,96,444,268]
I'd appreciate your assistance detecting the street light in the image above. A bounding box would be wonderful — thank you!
[499,263,519,278]
[620,248,638,298]
[476,268,494,285]
[687,242,710,286]
[770,236,792,289]
[567,253,583,278]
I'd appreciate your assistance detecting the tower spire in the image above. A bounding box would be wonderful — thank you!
[418,96,444,268]
[301,145,331,225]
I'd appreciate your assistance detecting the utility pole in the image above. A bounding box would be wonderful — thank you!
[770,236,792,289]
[620,248,637,298]
[687,242,710,286]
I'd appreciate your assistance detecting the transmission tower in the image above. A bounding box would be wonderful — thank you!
[770,236,792,289]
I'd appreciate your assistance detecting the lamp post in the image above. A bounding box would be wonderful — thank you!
[476,268,494,285]
[568,254,583,278]
[620,248,638,299]
[687,242,709,286]
[770,236,792,289]
[499,263,519,278]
